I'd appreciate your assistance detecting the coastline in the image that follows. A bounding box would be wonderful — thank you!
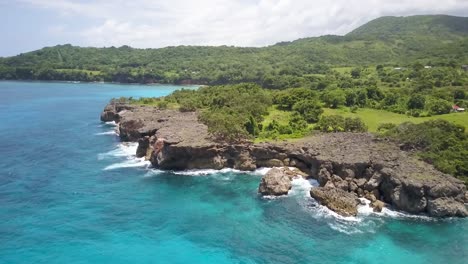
[0,79,203,88]
[100,100,468,218]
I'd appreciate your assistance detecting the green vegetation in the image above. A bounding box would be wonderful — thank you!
[4,14,468,180]
[0,15,467,86]
[315,115,367,132]
[383,120,468,184]
[322,108,468,132]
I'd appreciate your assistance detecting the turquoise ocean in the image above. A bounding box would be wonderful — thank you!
[0,81,466,264]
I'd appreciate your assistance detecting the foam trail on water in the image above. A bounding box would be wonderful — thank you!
[104,158,150,170]
[173,168,241,176]
[98,143,138,160]
[252,167,272,176]
[142,169,165,178]
[95,131,117,136]
[289,177,316,197]
[104,121,117,126]
[171,167,272,176]
[99,142,150,170]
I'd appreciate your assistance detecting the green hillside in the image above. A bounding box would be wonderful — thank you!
[0,15,467,86]
[346,15,468,40]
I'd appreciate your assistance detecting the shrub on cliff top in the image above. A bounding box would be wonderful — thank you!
[315,115,367,133]
[384,119,468,183]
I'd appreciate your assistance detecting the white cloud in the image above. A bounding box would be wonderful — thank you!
[20,0,468,48]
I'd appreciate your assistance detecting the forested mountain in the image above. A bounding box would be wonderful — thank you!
[0,15,467,86]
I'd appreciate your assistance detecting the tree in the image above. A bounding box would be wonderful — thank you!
[426,99,452,115]
[454,89,466,100]
[289,112,308,131]
[321,89,346,108]
[245,115,259,136]
[351,68,361,79]
[407,94,425,109]
[345,90,357,107]
[292,100,323,123]
[315,115,345,132]
[344,117,368,132]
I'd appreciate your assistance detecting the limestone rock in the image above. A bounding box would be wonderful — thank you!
[257,159,284,168]
[310,187,360,217]
[371,200,385,212]
[391,183,427,214]
[258,168,293,196]
[427,198,468,217]
[364,172,383,191]
[102,102,468,217]
[136,137,150,158]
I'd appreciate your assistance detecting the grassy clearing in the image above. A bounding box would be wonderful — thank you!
[332,67,353,74]
[56,69,101,75]
[261,107,292,126]
[323,108,467,132]
[255,107,315,143]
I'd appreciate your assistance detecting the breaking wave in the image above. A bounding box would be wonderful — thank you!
[99,143,150,170]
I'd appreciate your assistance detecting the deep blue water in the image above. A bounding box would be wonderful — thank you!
[0,81,467,264]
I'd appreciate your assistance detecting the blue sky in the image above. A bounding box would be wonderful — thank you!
[1,0,467,57]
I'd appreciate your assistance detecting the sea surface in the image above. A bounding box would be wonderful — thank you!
[0,81,466,264]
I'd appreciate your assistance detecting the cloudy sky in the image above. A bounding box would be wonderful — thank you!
[1,0,467,56]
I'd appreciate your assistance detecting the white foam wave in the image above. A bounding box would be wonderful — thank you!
[143,169,165,178]
[356,198,434,220]
[104,158,150,170]
[357,198,375,216]
[251,167,272,176]
[98,143,138,160]
[104,121,117,126]
[169,167,274,176]
[95,131,117,136]
[99,142,150,170]
[378,207,434,221]
[173,168,241,176]
[289,177,317,197]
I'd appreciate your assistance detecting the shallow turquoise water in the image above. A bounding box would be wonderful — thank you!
[0,81,466,264]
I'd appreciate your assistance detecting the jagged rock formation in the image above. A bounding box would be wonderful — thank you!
[310,187,360,217]
[258,167,311,197]
[101,101,468,217]
[258,167,299,196]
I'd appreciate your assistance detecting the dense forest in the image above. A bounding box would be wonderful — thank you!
[0,15,467,87]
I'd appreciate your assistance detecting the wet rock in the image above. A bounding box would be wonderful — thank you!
[427,198,468,217]
[365,193,377,203]
[364,172,383,191]
[354,178,367,188]
[348,181,359,192]
[258,167,294,196]
[136,137,150,158]
[234,151,256,171]
[391,182,427,214]
[257,159,284,168]
[317,167,332,187]
[310,187,360,217]
[371,200,385,212]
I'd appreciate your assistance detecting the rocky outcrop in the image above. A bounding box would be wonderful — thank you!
[100,100,134,122]
[310,187,360,217]
[258,168,296,196]
[427,198,468,217]
[101,102,468,217]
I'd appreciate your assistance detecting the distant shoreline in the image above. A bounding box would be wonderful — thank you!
[0,79,202,87]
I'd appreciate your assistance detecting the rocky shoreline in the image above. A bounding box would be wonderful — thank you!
[101,100,468,217]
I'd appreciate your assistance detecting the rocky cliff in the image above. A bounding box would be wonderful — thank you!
[101,101,468,217]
